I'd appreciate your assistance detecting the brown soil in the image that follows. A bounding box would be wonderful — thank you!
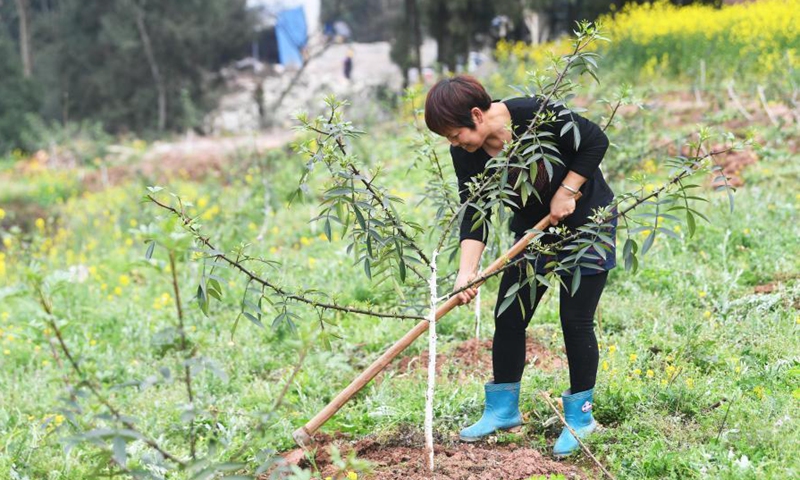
[710,148,758,188]
[754,283,775,294]
[394,337,564,378]
[82,130,295,189]
[663,142,758,189]
[280,434,588,480]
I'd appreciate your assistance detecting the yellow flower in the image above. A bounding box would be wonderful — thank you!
[0,208,5,220]
[608,345,617,354]
[646,369,655,378]
[119,275,130,286]
[698,290,707,298]
[2,237,11,248]
[34,345,41,352]
[685,378,694,388]
[248,222,258,231]
[703,310,712,319]
[308,257,317,267]
[633,368,642,376]
[197,197,209,209]
[90,339,97,346]
[114,286,123,296]
[753,385,765,399]
[125,238,134,247]
[346,472,358,480]
[602,360,609,371]
[629,353,638,362]
[269,247,278,254]
[1,312,7,321]
[129,219,138,227]
[42,360,50,366]
[3,349,9,355]
[35,218,45,230]
[300,236,311,246]
[742,228,750,235]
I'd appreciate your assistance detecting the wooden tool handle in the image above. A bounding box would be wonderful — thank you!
[292,211,561,446]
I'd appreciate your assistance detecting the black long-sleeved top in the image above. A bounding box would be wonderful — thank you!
[453,96,614,245]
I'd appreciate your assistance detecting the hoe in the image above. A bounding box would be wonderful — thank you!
[290,209,565,451]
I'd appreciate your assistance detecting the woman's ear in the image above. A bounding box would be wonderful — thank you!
[471,107,484,125]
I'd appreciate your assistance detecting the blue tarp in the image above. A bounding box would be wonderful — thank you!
[275,6,307,67]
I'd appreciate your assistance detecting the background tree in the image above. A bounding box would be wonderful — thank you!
[0,0,255,150]
[0,25,39,153]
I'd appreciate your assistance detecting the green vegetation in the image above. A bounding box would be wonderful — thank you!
[1,11,799,480]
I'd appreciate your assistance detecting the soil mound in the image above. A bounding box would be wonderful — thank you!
[287,434,588,480]
[395,337,564,378]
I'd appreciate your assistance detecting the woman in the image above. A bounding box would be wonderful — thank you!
[424,75,615,457]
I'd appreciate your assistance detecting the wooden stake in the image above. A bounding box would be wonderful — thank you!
[540,391,616,480]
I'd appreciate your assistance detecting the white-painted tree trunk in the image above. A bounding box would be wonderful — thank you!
[425,250,438,472]
[474,259,481,340]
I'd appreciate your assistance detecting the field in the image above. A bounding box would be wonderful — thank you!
[1,2,799,480]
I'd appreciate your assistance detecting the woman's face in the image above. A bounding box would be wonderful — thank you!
[443,108,487,152]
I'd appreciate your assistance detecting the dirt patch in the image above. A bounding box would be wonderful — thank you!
[394,337,564,378]
[664,142,758,188]
[283,434,588,480]
[754,283,776,294]
[82,130,295,189]
[710,148,758,188]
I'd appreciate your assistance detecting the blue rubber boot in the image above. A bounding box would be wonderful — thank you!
[459,381,523,442]
[553,388,598,458]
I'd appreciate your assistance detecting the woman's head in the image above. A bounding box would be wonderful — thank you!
[424,75,492,138]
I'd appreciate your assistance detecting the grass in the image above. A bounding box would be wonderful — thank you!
[0,75,798,480]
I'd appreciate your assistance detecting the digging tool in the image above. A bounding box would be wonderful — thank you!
[291,199,581,447]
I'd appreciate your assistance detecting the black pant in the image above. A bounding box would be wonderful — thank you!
[493,263,608,393]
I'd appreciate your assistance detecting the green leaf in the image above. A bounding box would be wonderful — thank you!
[243,312,264,329]
[623,238,638,272]
[364,258,372,279]
[686,210,696,237]
[570,268,582,296]
[197,284,209,316]
[323,218,332,241]
[497,293,517,316]
[145,240,155,260]
[112,436,127,468]
[353,206,367,230]
[641,230,656,255]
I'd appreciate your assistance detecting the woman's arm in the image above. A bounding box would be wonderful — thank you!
[454,239,485,305]
[550,170,587,224]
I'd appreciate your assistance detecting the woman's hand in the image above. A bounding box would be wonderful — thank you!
[454,270,479,305]
[550,187,577,224]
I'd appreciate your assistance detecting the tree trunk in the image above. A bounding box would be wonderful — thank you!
[524,9,546,45]
[134,2,167,131]
[14,0,32,77]
[409,0,422,75]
